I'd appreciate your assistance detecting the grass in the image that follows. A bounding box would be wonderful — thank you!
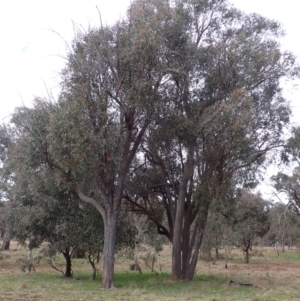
[1,243,300,300]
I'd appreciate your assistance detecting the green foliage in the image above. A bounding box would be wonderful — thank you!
[16,255,41,273]
[123,0,297,276]
[1,0,299,285]
[231,190,270,263]
[203,189,272,264]
[1,115,105,274]
[272,167,300,210]
[271,125,300,249]
[265,202,300,248]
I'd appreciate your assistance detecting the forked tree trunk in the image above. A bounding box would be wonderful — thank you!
[172,223,205,281]
[62,248,72,277]
[101,211,118,289]
[88,254,97,280]
[183,214,208,280]
[243,240,251,264]
[172,144,195,280]
[75,184,123,288]
[172,190,209,281]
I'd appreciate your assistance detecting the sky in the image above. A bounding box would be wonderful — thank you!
[0,0,299,122]
[0,0,130,121]
[0,0,299,199]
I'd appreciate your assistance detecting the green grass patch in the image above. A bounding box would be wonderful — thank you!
[1,245,300,300]
[0,270,294,301]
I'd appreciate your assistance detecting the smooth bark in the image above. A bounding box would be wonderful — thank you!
[101,211,118,288]
[2,239,10,251]
[1,233,10,250]
[172,143,195,280]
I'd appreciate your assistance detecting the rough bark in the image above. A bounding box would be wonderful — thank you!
[88,254,98,280]
[243,239,251,264]
[62,248,72,277]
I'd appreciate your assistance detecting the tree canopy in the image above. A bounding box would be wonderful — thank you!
[1,0,299,288]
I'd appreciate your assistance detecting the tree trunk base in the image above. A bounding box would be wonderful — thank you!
[101,285,117,290]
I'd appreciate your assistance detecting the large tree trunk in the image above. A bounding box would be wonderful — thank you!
[62,247,72,277]
[184,236,202,280]
[101,210,118,289]
[172,178,210,281]
[182,208,209,280]
[75,186,122,288]
[1,233,10,250]
[172,144,195,280]
[171,218,206,281]
[2,239,10,250]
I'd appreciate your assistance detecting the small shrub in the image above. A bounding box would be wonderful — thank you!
[16,257,37,273]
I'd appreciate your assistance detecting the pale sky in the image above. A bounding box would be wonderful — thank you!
[0,0,299,122]
[0,0,130,121]
[0,0,299,199]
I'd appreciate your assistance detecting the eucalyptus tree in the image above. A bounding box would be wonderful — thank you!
[0,125,11,250]
[46,11,168,289]
[0,125,10,164]
[265,202,300,251]
[230,190,270,263]
[0,201,9,250]
[271,164,300,250]
[6,0,170,288]
[272,126,300,210]
[123,0,298,280]
[2,124,104,277]
[0,125,10,202]
[6,0,298,285]
[6,104,139,281]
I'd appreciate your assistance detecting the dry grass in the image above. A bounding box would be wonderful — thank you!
[1,241,300,300]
